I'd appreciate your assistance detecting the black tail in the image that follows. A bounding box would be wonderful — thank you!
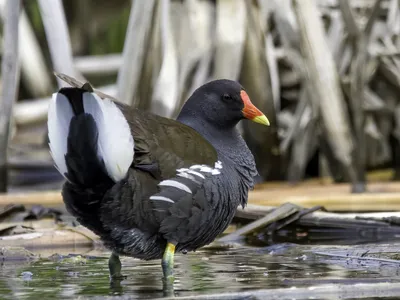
[56,88,113,234]
[48,87,134,234]
[57,88,113,187]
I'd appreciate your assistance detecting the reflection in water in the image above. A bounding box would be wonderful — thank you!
[0,245,395,299]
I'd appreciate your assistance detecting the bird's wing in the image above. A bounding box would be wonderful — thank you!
[118,104,218,180]
[54,72,218,179]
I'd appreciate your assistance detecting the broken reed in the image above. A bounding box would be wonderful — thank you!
[1,0,400,192]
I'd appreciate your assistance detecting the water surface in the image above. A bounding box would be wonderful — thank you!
[1,243,399,299]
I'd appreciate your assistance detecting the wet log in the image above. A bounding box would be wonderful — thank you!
[0,226,98,249]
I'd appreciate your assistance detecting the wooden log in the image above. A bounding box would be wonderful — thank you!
[38,0,82,88]
[239,203,400,221]
[0,0,20,192]
[116,0,156,105]
[0,226,98,249]
[0,190,62,206]
[249,181,400,211]
[219,203,301,242]
[4,181,400,211]
[292,0,357,187]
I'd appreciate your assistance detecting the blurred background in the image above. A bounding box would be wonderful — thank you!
[1,1,400,298]
[0,0,400,193]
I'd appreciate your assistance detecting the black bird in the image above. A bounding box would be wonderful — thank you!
[47,79,269,280]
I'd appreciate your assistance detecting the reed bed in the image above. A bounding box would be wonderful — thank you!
[0,0,399,193]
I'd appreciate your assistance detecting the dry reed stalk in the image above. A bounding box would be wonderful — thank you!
[0,0,21,192]
[38,0,82,87]
[116,0,156,105]
[293,0,357,188]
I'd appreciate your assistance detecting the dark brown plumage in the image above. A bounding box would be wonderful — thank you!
[48,79,269,279]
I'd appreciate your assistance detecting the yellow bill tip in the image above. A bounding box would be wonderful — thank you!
[251,114,270,126]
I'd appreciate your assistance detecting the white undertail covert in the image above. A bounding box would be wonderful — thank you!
[48,91,134,183]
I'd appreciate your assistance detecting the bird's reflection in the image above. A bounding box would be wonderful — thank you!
[109,270,176,298]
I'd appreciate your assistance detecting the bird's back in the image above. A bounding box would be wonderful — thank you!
[48,87,228,259]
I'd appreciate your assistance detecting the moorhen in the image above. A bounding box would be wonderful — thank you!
[47,78,269,280]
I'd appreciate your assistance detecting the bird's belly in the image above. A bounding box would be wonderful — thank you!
[102,226,167,260]
[102,209,234,260]
[176,208,236,252]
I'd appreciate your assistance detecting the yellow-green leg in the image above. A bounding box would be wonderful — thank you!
[162,243,176,295]
[162,243,176,280]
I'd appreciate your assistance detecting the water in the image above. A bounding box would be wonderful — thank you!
[1,244,400,299]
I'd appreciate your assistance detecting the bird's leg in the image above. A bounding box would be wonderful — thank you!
[162,242,176,295]
[108,252,125,280]
[162,242,176,280]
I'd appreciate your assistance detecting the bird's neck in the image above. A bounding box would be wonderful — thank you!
[177,115,241,155]
[177,116,258,194]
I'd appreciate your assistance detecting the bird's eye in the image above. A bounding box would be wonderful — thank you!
[222,94,232,102]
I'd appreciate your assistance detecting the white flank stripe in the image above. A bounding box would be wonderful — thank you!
[189,165,203,170]
[150,196,175,203]
[215,161,223,169]
[200,166,213,173]
[159,180,192,193]
[177,168,190,173]
[187,170,205,179]
[211,169,221,175]
[177,172,198,182]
